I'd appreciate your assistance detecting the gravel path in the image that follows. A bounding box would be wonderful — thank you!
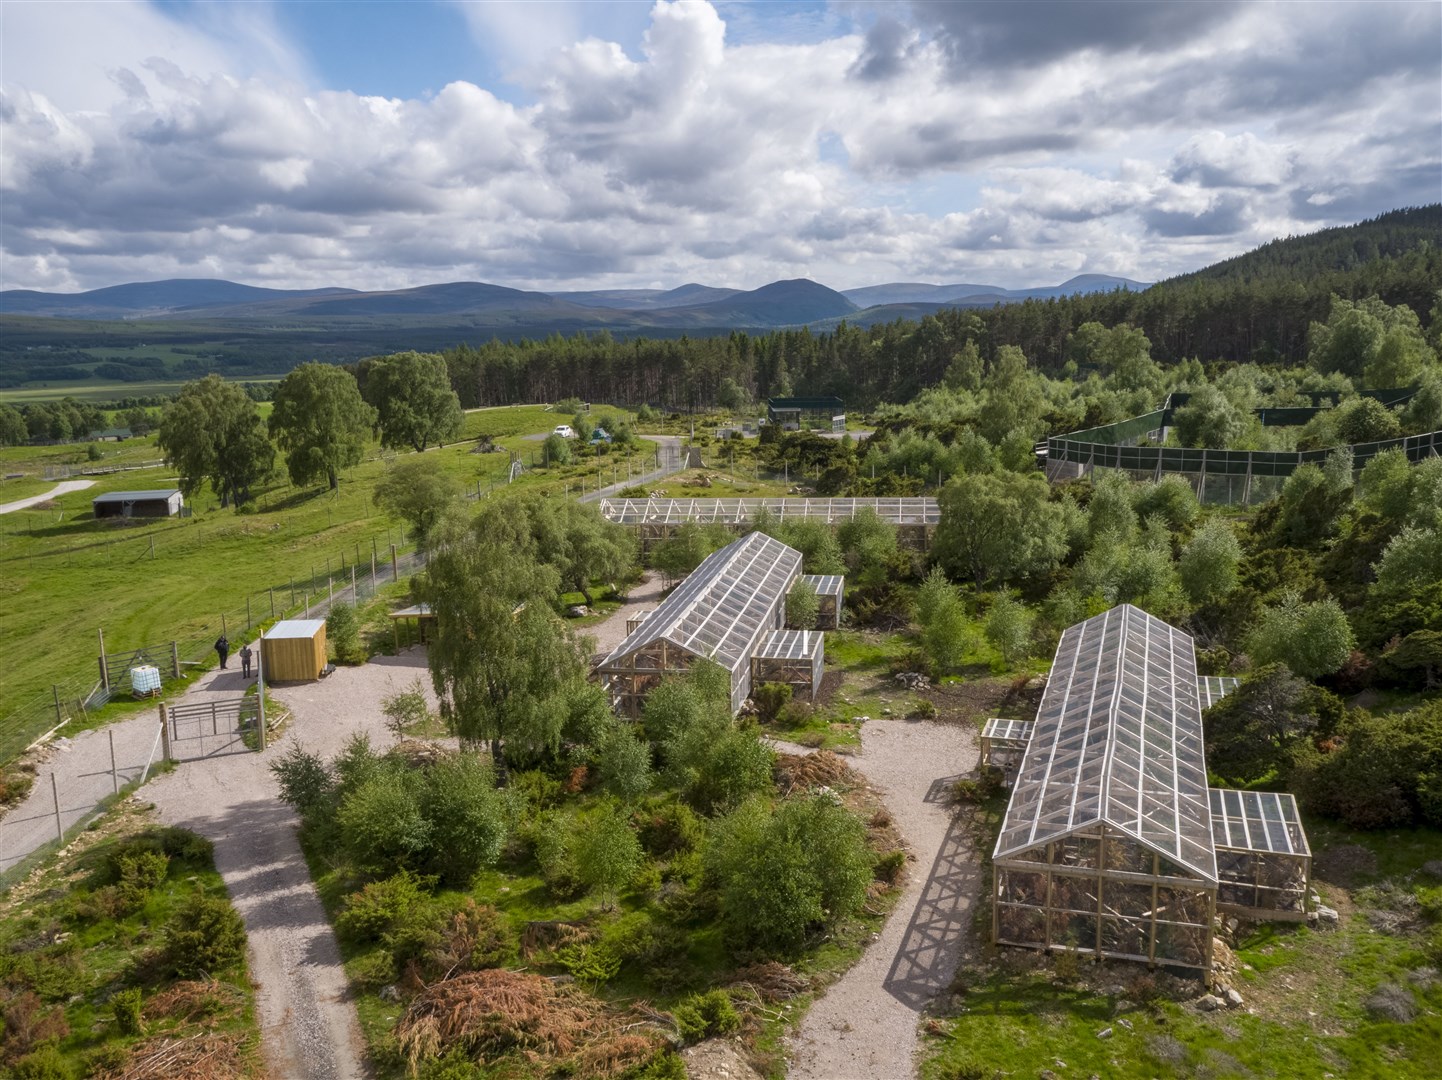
[587,572,666,657]
[146,652,441,1080]
[786,719,982,1080]
[0,478,96,514]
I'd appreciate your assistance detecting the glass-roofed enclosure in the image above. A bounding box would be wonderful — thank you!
[991,604,1311,970]
[596,531,802,716]
[598,497,939,551]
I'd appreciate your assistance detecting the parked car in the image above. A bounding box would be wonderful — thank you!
[553,424,576,438]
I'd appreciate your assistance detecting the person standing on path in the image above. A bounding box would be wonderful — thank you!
[240,643,253,678]
[215,634,230,669]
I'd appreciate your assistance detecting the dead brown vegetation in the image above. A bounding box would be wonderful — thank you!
[728,961,810,1003]
[773,750,859,794]
[394,969,664,1077]
[95,1031,247,1080]
[142,979,245,1023]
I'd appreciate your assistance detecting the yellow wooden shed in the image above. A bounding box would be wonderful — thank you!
[262,619,328,681]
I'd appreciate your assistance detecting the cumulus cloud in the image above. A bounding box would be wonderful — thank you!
[0,0,1437,293]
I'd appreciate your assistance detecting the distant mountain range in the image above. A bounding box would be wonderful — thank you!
[0,273,1147,330]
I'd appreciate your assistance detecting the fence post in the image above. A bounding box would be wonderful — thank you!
[97,628,110,693]
[290,578,296,607]
[52,684,63,725]
[257,629,267,752]
[246,595,252,631]
[51,774,63,841]
[159,704,172,762]
[371,550,377,588]
[391,544,398,582]
[170,641,180,680]
[109,729,119,794]
[221,612,227,636]
[351,565,357,601]
[328,576,334,606]
[270,588,276,619]
[212,701,218,737]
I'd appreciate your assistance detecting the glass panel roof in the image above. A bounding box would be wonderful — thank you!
[599,497,939,526]
[1209,788,1309,857]
[982,718,1035,743]
[1197,676,1240,710]
[598,532,801,674]
[994,604,1218,882]
[754,630,822,661]
[797,574,845,597]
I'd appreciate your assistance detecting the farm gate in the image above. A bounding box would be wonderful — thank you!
[161,697,258,761]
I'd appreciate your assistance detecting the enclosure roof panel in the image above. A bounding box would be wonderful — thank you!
[982,718,1035,743]
[598,497,939,526]
[754,629,822,660]
[389,604,433,619]
[1196,676,1240,710]
[266,619,326,639]
[598,531,801,674]
[796,574,845,597]
[1209,788,1310,857]
[92,489,182,502]
[994,604,1217,882]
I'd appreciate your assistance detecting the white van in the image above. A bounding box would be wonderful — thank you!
[553,424,576,438]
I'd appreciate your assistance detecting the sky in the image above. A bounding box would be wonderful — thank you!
[2,0,1439,294]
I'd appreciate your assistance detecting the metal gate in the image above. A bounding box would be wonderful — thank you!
[162,697,258,760]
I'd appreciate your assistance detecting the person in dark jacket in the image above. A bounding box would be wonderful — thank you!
[215,635,230,669]
[240,643,254,678]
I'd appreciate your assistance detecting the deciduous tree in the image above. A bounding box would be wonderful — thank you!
[359,351,464,453]
[157,374,274,506]
[269,362,376,490]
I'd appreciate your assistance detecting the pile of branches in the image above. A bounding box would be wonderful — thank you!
[773,750,859,795]
[95,1032,246,1080]
[395,969,665,1077]
[142,978,245,1023]
[728,961,810,1003]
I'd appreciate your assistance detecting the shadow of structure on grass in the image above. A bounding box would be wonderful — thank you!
[883,783,982,1011]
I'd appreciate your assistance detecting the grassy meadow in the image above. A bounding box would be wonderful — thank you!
[0,404,661,737]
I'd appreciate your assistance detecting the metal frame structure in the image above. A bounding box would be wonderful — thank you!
[598,497,939,551]
[1210,788,1311,921]
[595,532,801,716]
[750,630,825,701]
[990,605,1311,970]
[794,574,844,629]
[980,718,1034,771]
[993,605,1217,970]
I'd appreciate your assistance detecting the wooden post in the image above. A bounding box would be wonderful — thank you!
[393,618,400,654]
[246,595,252,630]
[159,704,172,762]
[371,551,377,588]
[52,684,63,725]
[51,774,63,841]
[109,729,119,794]
[391,544,398,582]
[257,629,267,752]
[351,565,357,600]
[328,576,334,606]
[212,701,219,736]
[290,578,296,607]
[170,641,180,679]
[98,628,110,692]
[149,535,155,559]
[356,541,361,566]
[269,588,276,619]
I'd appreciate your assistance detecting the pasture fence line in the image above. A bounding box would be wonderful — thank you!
[0,528,424,767]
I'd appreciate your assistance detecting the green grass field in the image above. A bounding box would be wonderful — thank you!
[0,380,213,404]
[0,404,660,741]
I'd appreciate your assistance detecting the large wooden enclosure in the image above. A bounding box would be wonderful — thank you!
[261,619,327,682]
[750,630,824,701]
[596,532,801,716]
[991,605,1311,972]
[598,498,939,553]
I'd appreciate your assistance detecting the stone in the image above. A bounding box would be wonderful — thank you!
[1225,989,1244,1008]
[1096,1027,1113,1040]
[1197,995,1225,1012]
[1117,1018,1133,1031]
[882,708,893,716]
[1316,905,1340,926]
[379,985,400,1002]
[567,604,590,618]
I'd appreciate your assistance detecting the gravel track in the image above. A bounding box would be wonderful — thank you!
[146,652,441,1079]
[587,572,666,657]
[0,479,96,514]
[786,719,982,1080]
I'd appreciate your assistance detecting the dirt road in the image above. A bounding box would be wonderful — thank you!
[787,719,982,1080]
[146,653,442,1079]
[0,478,96,514]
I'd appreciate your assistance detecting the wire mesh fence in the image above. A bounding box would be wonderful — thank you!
[0,533,425,767]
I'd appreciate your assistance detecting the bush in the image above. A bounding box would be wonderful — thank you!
[575,803,644,909]
[984,594,1033,665]
[752,682,793,723]
[874,849,907,885]
[382,677,432,740]
[270,743,336,819]
[951,769,1004,805]
[635,801,705,859]
[111,987,143,1036]
[161,893,247,978]
[910,699,937,719]
[326,604,365,664]
[687,728,775,814]
[707,794,872,955]
[347,949,398,991]
[532,812,583,897]
[597,724,654,803]
[109,846,170,912]
[786,579,819,629]
[336,870,438,944]
[542,433,572,467]
[10,1046,73,1080]
[335,763,431,874]
[418,752,508,884]
[673,989,741,1044]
